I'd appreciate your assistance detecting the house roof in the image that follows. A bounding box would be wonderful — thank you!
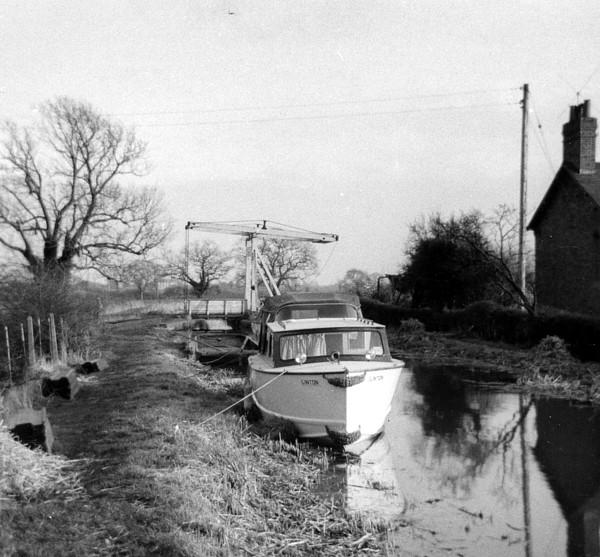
[261,292,360,312]
[527,163,600,230]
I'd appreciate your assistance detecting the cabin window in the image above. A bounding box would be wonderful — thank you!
[279,330,384,361]
[277,304,359,321]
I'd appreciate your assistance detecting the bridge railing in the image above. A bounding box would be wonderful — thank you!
[187,299,247,317]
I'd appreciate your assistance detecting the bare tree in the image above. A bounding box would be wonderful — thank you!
[120,259,168,300]
[171,240,232,296]
[0,96,171,278]
[483,204,535,311]
[256,238,318,289]
[485,205,519,271]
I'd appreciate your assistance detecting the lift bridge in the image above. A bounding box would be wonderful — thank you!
[184,220,338,317]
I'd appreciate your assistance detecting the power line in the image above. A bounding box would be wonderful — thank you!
[112,87,519,118]
[134,100,519,128]
[314,242,338,281]
[530,92,556,174]
[532,119,556,176]
[577,63,600,100]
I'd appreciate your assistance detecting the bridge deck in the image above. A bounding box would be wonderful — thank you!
[187,299,247,317]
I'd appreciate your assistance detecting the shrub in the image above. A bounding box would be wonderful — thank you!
[360,298,437,329]
[532,311,600,361]
[0,272,102,380]
[533,336,573,361]
[363,298,600,363]
[397,318,426,333]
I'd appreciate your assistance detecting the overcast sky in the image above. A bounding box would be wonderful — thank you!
[2,1,600,284]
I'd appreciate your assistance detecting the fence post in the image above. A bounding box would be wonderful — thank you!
[27,316,35,366]
[37,316,43,360]
[20,322,28,381]
[4,325,12,385]
[49,314,59,363]
[59,317,68,363]
[20,322,26,355]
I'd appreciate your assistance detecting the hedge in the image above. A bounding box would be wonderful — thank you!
[360,297,600,362]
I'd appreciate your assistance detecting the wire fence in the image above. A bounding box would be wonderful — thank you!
[0,313,69,387]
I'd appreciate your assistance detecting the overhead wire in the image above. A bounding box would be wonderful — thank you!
[576,62,600,101]
[314,242,338,282]
[267,219,337,234]
[529,91,557,175]
[112,86,520,118]
[133,100,520,128]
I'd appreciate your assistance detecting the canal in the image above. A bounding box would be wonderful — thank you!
[320,365,600,557]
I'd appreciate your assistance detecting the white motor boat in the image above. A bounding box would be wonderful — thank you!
[247,294,403,452]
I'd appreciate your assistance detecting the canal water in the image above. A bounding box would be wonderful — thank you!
[319,365,600,557]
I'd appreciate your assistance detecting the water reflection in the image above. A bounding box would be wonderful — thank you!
[534,398,600,557]
[317,437,406,522]
[410,365,531,500]
[318,365,600,556]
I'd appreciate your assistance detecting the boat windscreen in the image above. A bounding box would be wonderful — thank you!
[279,330,384,360]
[277,304,358,321]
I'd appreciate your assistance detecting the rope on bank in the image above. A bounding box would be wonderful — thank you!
[199,350,241,366]
[198,369,288,427]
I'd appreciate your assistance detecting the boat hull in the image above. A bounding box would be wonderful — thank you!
[247,357,403,452]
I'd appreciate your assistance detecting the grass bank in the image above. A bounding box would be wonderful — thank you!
[1,317,402,556]
[388,325,600,404]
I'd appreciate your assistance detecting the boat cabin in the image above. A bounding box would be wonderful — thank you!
[255,292,362,352]
[261,292,361,321]
[261,319,393,367]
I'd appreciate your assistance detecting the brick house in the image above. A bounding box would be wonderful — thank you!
[528,100,600,314]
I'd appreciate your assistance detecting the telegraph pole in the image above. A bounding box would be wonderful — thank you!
[518,83,529,297]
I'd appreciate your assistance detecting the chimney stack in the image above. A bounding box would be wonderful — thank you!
[563,100,597,174]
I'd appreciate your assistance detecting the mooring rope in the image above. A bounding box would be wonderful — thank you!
[197,368,288,427]
[198,350,241,366]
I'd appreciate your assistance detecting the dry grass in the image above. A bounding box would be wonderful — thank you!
[126,415,396,556]
[0,421,82,502]
[0,420,88,555]
[517,336,600,402]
